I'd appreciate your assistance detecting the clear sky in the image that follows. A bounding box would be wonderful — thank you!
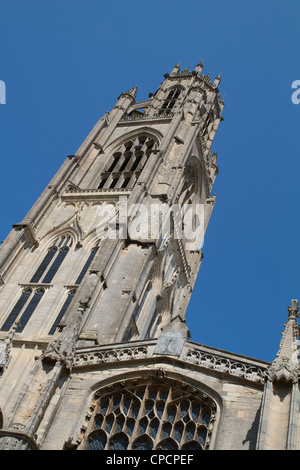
[0,0,299,362]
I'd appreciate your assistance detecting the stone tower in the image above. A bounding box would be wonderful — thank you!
[0,63,297,451]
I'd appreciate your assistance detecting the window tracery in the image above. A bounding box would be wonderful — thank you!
[159,88,181,115]
[98,136,157,190]
[30,236,73,284]
[80,380,216,450]
[0,287,45,333]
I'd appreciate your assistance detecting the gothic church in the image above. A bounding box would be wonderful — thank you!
[0,63,299,450]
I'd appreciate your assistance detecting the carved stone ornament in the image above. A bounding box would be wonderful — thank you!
[42,296,91,371]
[0,322,19,372]
[267,356,299,384]
[288,299,299,319]
[0,342,9,370]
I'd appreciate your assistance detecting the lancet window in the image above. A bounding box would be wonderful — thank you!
[0,287,45,333]
[48,244,99,335]
[30,236,73,284]
[75,246,99,285]
[48,289,76,335]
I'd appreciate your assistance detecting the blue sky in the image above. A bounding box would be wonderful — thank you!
[0,0,299,362]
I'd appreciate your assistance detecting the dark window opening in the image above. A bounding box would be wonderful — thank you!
[16,289,44,333]
[30,248,57,283]
[109,177,119,189]
[107,153,122,172]
[75,248,98,285]
[98,177,107,189]
[121,177,131,189]
[48,290,76,335]
[42,248,68,284]
[159,88,181,114]
[130,153,143,171]
[0,289,32,332]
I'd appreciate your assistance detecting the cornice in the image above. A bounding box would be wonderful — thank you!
[120,111,175,124]
[72,338,268,386]
[62,188,132,202]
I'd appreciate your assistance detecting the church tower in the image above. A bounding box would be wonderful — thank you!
[2,63,293,451]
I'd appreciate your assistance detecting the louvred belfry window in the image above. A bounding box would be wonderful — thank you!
[98,136,157,190]
[79,380,216,450]
[159,88,181,115]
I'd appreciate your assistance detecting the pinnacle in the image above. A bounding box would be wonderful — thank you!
[127,86,138,99]
[288,299,299,319]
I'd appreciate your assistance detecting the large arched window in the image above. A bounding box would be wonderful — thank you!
[30,236,73,284]
[98,136,157,190]
[79,379,216,450]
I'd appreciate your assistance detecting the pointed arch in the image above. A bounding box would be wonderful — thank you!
[103,127,163,155]
[77,375,219,450]
[29,235,73,285]
[39,212,84,249]
[0,287,46,333]
[178,156,202,207]
[97,130,161,191]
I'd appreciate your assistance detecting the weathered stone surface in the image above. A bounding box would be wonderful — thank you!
[0,63,297,451]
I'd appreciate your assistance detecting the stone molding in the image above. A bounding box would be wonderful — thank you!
[183,347,266,384]
[74,345,149,367]
[120,111,175,123]
[266,356,299,384]
[72,339,268,385]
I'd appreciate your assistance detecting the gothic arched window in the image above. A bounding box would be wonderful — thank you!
[48,289,76,335]
[145,312,162,339]
[0,287,45,333]
[79,380,216,450]
[159,88,181,115]
[75,246,99,285]
[30,236,73,284]
[98,136,157,190]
